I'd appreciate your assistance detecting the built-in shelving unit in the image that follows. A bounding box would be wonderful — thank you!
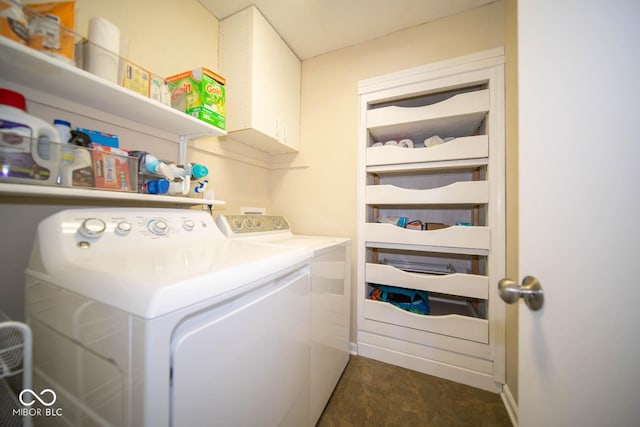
[356,48,506,393]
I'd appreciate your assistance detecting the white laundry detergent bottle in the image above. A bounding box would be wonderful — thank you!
[0,88,60,184]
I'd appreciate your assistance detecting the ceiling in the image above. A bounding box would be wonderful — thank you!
[197,0,495,60]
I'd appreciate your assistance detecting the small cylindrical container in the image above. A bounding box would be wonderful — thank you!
[53,119,72,143]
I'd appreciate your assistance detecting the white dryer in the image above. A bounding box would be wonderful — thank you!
[216,214,351,426]
[24,208,312,427]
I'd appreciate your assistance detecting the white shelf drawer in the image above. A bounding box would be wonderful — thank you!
[367,135,488,166]
[366,181,488,205]
[367,90,489,142]
[364,299,488,343]
[366,263,488,299]
[364,223,490,251]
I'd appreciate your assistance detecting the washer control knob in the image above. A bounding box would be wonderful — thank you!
[183,220,195,231]
[78,218,106,238]
[148,219,169,236]
[244,218,253,229]
[252,218,262,228]
[232,219,243,230]
[116,221,132,235]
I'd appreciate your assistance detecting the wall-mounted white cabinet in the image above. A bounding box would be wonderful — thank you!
[357,48,506,393]
[219,5,301,154]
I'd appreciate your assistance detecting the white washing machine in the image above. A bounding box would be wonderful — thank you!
[24,208,313,427]
[216,214,351,426]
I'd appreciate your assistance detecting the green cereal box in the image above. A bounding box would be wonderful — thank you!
[166,67,226,130]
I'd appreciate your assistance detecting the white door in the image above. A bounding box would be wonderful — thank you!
[517,1,640,426]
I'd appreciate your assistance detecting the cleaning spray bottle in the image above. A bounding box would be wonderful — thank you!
[187,163,209,198]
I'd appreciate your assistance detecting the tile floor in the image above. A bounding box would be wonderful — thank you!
[317,355,512,427]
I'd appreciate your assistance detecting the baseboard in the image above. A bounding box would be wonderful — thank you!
[357,342,502,393]
[501,383,518,427]
[349,341,358,355]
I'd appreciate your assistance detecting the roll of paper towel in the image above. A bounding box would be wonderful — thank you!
[85,17,120,83]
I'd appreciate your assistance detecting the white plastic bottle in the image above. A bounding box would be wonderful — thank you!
[53,119,76,185]
[0,88,60,184]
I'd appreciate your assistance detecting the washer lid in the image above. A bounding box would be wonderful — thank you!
[26,208,312,319]
[26,240,311,319]
[249,235,351,255]
[216,214,350,254]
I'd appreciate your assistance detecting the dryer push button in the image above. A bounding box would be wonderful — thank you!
[116,221,132,235]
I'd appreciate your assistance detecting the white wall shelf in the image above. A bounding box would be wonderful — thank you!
[0,37,226,140]
[366,263,488,299]
[0,36,227,206]
[366,181,489,205]
[363,299,488,343]
[366,135,488,166]
[0,183,225,206]
[367,89,489,143]
[363,223,490,251]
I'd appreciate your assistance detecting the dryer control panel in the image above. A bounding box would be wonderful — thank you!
[216,214,290,236]
[76,215,198,238]
[38,208,226,254]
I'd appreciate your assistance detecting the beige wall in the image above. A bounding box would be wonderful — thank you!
[73,0,218,77]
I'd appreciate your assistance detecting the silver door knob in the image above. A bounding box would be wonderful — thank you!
[498,276,544,310]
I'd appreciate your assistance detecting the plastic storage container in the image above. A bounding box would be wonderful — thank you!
[0,88,61,185]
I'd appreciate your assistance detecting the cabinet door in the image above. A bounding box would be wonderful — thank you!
[220,6,301,153]
[250,9,300,151]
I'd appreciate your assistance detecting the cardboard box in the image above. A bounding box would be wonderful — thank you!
[25,1,76,65]
[150,74,171,106]
[90,145,136,191]
[77,127,119,148]
[166,67,225,130]
[120,60,151,97]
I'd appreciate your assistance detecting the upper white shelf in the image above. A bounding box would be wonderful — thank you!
[0,183,225,206]
[367,89,489,143]
[367,135,489,167]
[366,181,489,205]
[0,37,226,140]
